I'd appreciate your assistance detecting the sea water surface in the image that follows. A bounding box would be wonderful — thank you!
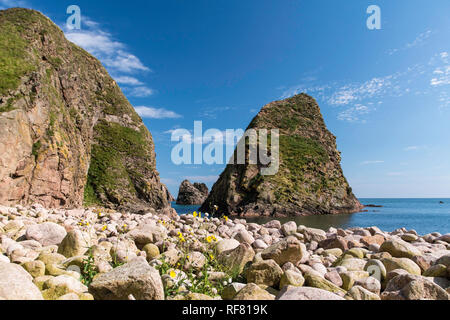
[172,199,450,236]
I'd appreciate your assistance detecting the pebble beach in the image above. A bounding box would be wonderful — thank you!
[1,204,449,300]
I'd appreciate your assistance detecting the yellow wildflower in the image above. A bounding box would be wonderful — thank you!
[193,212,198,218]
[224,216,229,222]
[169,270,176,279]
[102,225,107,231]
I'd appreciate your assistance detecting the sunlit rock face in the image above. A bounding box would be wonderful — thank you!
[0,8,172,213]
[201,94,363,217]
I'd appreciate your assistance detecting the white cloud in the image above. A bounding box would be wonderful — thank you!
[0,0,28,9]
[329,76,394,106]
[281,49,450,121]
[437,91,450,109]
[163,126,181,135]
[135,106,182,119]
[103,51,150,73]
[361,160,385,165]
[406,30,433,48]
[64,24,150,74]
[430,52,450,87]
[128,86,155,97]
[62,15,155,99]
[167,129,243,146]
[280,75,397,123]
[199,106,233,119]
[404,146,426,151]
[337,104,371,123]
[114,76,143,86]
[387,30,433,55]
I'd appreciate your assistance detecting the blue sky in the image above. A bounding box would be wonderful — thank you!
[2,0,449,198]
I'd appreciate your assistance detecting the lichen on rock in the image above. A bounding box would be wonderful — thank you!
[0,8,172,213]
[201,93,363,217]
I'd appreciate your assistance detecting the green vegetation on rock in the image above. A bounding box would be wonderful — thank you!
[0,8,172,211]
[32,141,42,160]
[0,13,35,96]
[0,98,15,113]
[279,134,328,170]
[84,121,153,206]
[201,93,362,216]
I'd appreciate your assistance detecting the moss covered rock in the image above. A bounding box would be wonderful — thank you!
[381,257,422,275]
[304,272,347,295]
[232,283,275,300]
[0,8,172,213]
[201,94,362,217]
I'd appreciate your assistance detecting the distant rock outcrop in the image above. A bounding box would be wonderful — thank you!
[200,94,363,217]
[0,9,172,213]
[176,180,209,205]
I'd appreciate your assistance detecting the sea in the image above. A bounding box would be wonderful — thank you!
[171,198,450,236]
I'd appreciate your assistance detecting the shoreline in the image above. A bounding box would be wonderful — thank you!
[173,199,450,236]
[0,204,449,300]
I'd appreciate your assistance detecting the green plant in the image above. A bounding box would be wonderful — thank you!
[80,249,98,286]
[110,252,126,269]
[31,140,42,160]
[154,223,243,299]
[0,18,36,96]
[45,111,57,137]
[47,56,62,68]
[83,120,152,205]
[0,98,15,113]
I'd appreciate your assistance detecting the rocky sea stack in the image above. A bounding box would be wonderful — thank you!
[0,8,172,213]
[201,94,363,217]
[176,180,209,205]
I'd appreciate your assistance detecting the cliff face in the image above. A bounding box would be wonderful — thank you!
[0,8,172,213]
[200,94,363,217]
[176,180,209,205]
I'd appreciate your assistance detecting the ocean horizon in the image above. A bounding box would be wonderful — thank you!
[172,198,450,235]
